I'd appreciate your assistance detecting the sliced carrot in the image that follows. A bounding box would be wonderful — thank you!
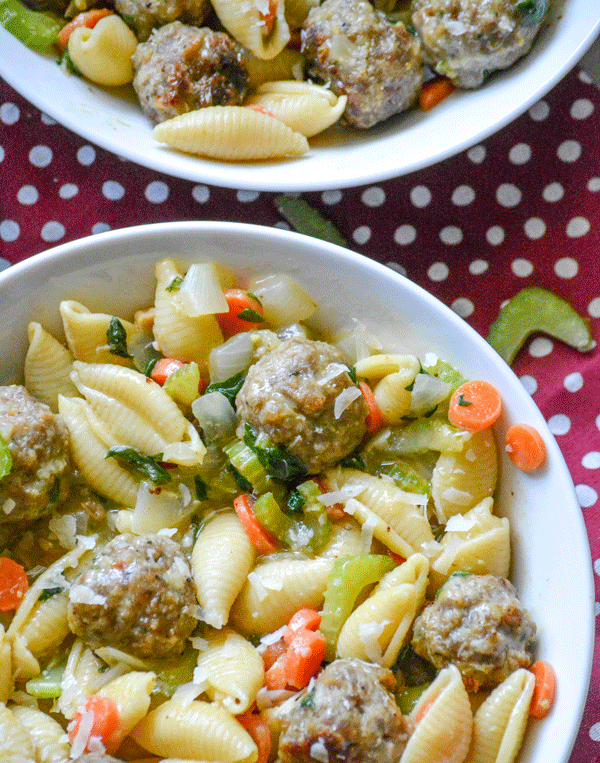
[150,357,186,386]
[505,423,547,472]
[284,608,321,646]
[262,638,287,671]
[57,8,113,52]
[415,691,439,723]
[359,380,385,434]
[419,76,456,112]
[284,627,326,689]
[246,104,277,119]
[447,380,502,432]
[233,494,279,555]
[68,695,120,751]
[259,0,277,38]
[0,557,29,611]
[238,712,272,763]
[529,661,556,718]
[216,289,265,336]
[264,653,288,690]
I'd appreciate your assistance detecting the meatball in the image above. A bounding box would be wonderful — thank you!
[411,0,546,89]
[236,338,368,474]
[411,573,536,689]
[116,0,210,42]
[278,658,408,763]
[301,0,423,129]
[132,22,249,123]
[0,385,70,523]
[68,534,197,659]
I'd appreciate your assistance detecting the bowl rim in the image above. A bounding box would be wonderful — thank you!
[1,220,595,761]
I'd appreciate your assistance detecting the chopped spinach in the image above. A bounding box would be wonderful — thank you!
[38,586,63,602]
[206,371,246,410]
[516,0,549,25]
[106,317,132,359]
[105,446,172,485]
[237,308,265,323]
[243,424,306,482]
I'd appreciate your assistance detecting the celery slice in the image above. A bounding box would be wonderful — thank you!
[396,683,430,714]
[0,0,62,49]
[0,433,11,479]
[224,438,286,502]
[320,554,395,660]
[26,664,65,698]
[164,362,200,406]
[253,486,331,552]
[377,462,431,496]
[486,286,595,365]
[274,196,350,249]
[368,418,470,458]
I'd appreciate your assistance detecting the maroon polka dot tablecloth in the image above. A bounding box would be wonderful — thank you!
[1,60,600,761]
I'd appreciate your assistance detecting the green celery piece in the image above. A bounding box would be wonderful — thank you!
[253,488,331,553]
[377,462,431,497]
[153,647,197,698]
[224,438,286,503]
[296,479,331,552]
[370,418,470,458]
[26,664,65,698]
[274,196,350,249]
[486,286,595,365]
[0,433,12,479]
[164,362,200,406]
[396,683,430,715]
[0,0,62,49]
[320,554,395,660]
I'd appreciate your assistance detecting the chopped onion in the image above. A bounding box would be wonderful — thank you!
[132,482,195,534]
[249,274,317,327]
[209,332,253,383]
[192,391,237,445]
[334,386,362,419]
[409,373,451,416]
[176,262,229,317]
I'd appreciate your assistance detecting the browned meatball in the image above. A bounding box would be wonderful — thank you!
[301,0,423,129]
[68,534,197,659]
[411,0,546,89]
[411,573,536,689]
[117,0,210,42]
[0,385,70,523]
[236,338,368,475]
[132,22,249,123]
[278,658,408,763]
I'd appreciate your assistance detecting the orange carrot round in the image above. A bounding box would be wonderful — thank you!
[529,661,556,718]
[150,357,186,386]
[216,289,265,336]
[57,8,113,52]
[233,494,279,555]
[262,638,287,671]
[505,424,547,472]
[68,695,120,751]
[238,712,272,763]
[284,627,326,689]
[284,608,322,645]
[0,557,29,611]
[359,380,385,434]
[448,380,502,432]
[419,76,456,112]
[264,652,288,690]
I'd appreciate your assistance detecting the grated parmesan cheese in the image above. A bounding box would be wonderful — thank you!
[358,620,388,662]
[310,740,330,763]
[334,386,362,419]
[68,584,106,606]
[444,514,477,533]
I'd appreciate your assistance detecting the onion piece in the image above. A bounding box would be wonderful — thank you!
[249,273,317,327]
[208,332,253,383]
[191,391,237,445]
[176,263,229,317]
[409,373,451,416]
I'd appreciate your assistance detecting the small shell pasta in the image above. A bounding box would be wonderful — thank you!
[431,428,498,522]
[336,582,417,667]
[375,552,430,609]
[59,300,138,367]
[98,670,157,752]
[11,704,70,763]
[0,701,36,759]
[465,669,535,763]
[402,664,473,763]
[229,556,334,635]
[130,698,258,762]
[354,353,420,381]
[153,106,309,161]
[153,259,224,372]
[246,81,347,137]
[195,628,264,714]
[373,372,413,424]
[25,322,78,410]
[210,0,289,59]
[319,520,369,559]
[192,510,256,629]
[68,14,138,87]
[0,628,11,703]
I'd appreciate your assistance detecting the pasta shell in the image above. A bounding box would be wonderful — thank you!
[210,0,289,59]
[375,552,429,608]
[25,322,78,411]
[98,670,157,752]
[68,15,137,87]
[0,701,36,759]
[11,705,70,763]
[153,107,309,161]
[465,669,535,763]
[247,81,347,137]
[59,300,138,367]
[402,664,473,763]
[192,510,256,629]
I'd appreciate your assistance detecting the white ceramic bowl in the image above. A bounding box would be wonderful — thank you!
[1,3,599,191]
[0,221,594,761]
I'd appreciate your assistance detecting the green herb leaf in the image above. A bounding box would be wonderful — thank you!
[516,0,549,25]
[59,48,83,77]
[274,196,350,249]
[237,308,265,323]
[166,276,183,293]
[300,688,316,707]
[457,394,472,407]
[339,450,365,470]
[243,424,307,482]
[194,475,208,501]
[347,365,357,384]
[0,433,12,480]
[38,586,63,602]
[107,317,132,359]
[228,463,253,492]
[246,292,262,306]
[105,446,172,485]
[287,489,306,513]
[206,371,246,410]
